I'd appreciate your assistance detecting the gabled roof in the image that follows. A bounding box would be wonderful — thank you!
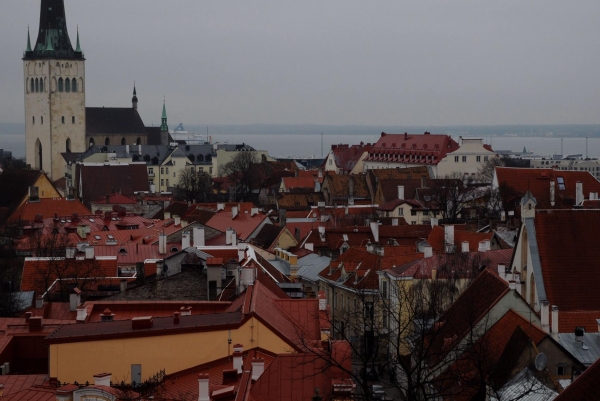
[495,167,600,209]
[281,176,315,191]
[377,198,425,212]
[0,169,46,225]
[329,143,373,172]
[533,210,600,312]
[91,192,137,205]
[6,198,91,224]
[427,269,509,365]
[205,211,269,241]
[0,375,47,396]
[377,178,442,203]
[322,174,370,199]
[427,225,494,253]
[86,107,147,135]
[365,132,459,164]
[251,224,285,249]
[277,192,324,210]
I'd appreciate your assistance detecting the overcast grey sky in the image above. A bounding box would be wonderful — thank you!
[1,1,600,127]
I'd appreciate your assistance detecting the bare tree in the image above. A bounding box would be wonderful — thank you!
[476,156,505,184]
[0,225,23,316]
[218,151,260,201]
[297,252,553,401]
[421,174,476,223]
[175,168,212,203]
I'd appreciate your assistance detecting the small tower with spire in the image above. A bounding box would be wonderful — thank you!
[160,100,169,146]
[132,83,138,111]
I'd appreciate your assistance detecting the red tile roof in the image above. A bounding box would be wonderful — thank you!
[495,167,600,209]
[328,143,373,173]
[365,132,459,165]
[21,257,119,293]
[534,210,600,312]
[91,192,138,205]
[558,310,600,333]
[82,301,231,323]
[251,342,353,401]
[0,375,47,396]
[385,249,513,279]
[555,352,600,401]
[76,163,149,207]
[6,198,91,224]
[0,388,56,401]
[206,211,269,241]
[427,269,510,366]
[281,176,315,191]
[427,225,493,253]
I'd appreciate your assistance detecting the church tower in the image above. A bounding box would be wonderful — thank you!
[23,0,86,181]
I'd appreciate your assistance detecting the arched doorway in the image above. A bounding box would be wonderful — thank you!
[105,137,110,146]
[66,138,71,153]
[121,137,126,145]
[89,137,95,148]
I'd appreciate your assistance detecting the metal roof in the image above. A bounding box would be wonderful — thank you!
[558,332,600,366]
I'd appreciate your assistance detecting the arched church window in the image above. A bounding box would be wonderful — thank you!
[121,137,126,145]
[89,138,95,147]
[30,78,34,93]
[35,139,42,170]
[105,138,110,146]
[65,78,71,93]
[66,138,71,153]
[35,78,39,93]
[41,116,43,125]
[40,78,44,92]
[58,78,64,92]
[136,137,141,145]
[62,116,65,124]
[32,116,35,125]
[72,78,77,93]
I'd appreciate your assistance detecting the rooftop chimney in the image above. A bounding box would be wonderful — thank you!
[93,373,112,387]
[174,215,181,226]
[159,233,167,255]
[397,185,405,200]
[430,218,439,227]
[251,207,259,216]
[497,264,506,281]
[76,306,88,323]
[29,316,43,332]
[541,301,550,333]
[233,351,243,374]
[238,243,246,262]
[180,304,192,316]
[241,268,254,287]
[550,181,555,207]
[444,225,454,247]
[193,226,205,247]
[198,373,210,401]
[232,206,239,219]
[576,181,584,205]
[423,245,433,258]
[370,221,380,243]
[231,232,237,247]
[461,241,469,253]
[181,231,191,249]
[478,241,487,253]
[100,308,115,322]
[217,203,225,211]
[226,228,234,245]
[252,358,265,381]
[392,218,399,226]
[174,312,180,325]
[551,305,559,336]
[69,288,81,312]
[35,295,44,309]
[85,246,95,260]
[131,316,153,330]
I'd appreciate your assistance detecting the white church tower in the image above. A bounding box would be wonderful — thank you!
[23,0,86,181]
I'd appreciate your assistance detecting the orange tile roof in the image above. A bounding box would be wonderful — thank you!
[365,132,459,165]
[427,225,493,253]
[83,301,231,323]
[6,198,91,224]
[206,211,269,241]
[0,375,47,396]
[0,388,56,401]
[281,176,315,191]
[91,192,138,205]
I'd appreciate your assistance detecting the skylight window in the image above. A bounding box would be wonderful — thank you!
[107,234,115,239]
[89,218,95,223]
[94,235,101,240]
[557,177,565,190]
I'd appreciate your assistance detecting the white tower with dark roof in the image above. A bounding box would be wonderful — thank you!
[23,0,86,181]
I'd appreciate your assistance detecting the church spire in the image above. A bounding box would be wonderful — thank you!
[75,26,82,53]
[26,26,32,52]
[132,83,138,110]
[160,100,168,132]
[26,0,82,60]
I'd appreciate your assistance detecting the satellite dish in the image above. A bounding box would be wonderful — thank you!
[534,353,547,371]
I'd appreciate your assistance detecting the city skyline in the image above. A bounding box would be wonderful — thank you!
[1,1,600,127]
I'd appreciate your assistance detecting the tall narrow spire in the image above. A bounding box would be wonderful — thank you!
[26,26,32,52]
[75,26,81,53]
[160,100,168,132]
[132,83,138,110]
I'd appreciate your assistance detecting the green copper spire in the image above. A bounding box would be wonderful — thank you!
[160,101,168,131]
[45,30,54,52]
[75,26,81,53]
[26,26,32,52]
